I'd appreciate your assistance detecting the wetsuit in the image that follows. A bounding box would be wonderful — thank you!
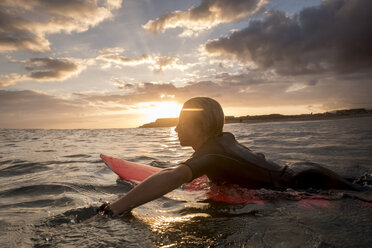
[184,132,358,190]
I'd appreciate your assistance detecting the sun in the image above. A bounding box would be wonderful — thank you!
[138,101,183,124]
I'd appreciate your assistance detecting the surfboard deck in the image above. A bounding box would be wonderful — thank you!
[101,154,162,184]
[100,154,337,208]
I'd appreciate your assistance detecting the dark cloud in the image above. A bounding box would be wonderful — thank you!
[144,0,266,36]
[0,8,49,52]
[214,71,288,86]
[0,0,122,52]
[24,58,81,80]
[0,57,86,85]
[205,0,372,75]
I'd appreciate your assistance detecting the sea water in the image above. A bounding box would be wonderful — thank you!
[0,117,371,247]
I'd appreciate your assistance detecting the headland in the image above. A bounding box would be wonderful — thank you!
[139,108,372,128]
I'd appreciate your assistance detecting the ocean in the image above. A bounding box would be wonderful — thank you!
[1,117,371,247]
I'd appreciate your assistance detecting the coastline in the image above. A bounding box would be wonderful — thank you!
[139,109,372,128]
[226,113,372,125]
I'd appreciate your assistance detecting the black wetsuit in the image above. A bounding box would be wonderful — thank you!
[184,132,358,190]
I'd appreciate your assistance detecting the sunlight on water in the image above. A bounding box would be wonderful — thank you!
[169,127,178,142]
[0,117,371,247]
[140,213,211,234]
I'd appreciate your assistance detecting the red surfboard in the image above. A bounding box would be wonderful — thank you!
[101,154,265,204]
[100,154,336,208]
[101,154,162,184]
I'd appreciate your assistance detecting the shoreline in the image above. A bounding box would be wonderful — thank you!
[139,109,372,128]
[226,113,372,125]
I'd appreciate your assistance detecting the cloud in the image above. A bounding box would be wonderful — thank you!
[112,79,136,90]
[0,57,87,86]
[143,0,267,36]
[213,70,286,86]
[94,72,372,112]
[98,47,125,55]
[87,82,179,105]
[2,74,371,128]
[0,73,23,87]
[0,89,80,128]
[0,0,122,52]
[23,57,85,80]
[97,80,289,106]
[204,0,372,75]
[150,56,187,73]
[0,89,78,114]
[97,48,189,72]
[0,89,142,128]
[98,53,151,66]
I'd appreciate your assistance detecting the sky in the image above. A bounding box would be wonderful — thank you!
[0,0,371,129]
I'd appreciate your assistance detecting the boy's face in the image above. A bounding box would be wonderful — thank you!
[175,110,204,149]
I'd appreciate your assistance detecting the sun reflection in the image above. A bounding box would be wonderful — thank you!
[141,213,211,234]
[169,126,178,142]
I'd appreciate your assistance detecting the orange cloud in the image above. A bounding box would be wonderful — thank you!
[95,73,372,112]
[0,89,141,129]
[97,48,188,72]
[143,0,266,36]
[0,0,122,52]
[0,74,23,87]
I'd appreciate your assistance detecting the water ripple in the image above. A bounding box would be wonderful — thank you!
[0,184,78,197]
[0,118,371,248]
[0,162,49,177]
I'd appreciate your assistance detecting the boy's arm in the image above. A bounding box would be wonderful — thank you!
[109,163,193,215]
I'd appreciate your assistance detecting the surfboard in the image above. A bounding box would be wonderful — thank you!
[101,154,264,204]
[100,154,162,184]
[100,154,337,208]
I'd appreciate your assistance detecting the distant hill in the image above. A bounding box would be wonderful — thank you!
[139,118,179,128]
[139,108,372,128]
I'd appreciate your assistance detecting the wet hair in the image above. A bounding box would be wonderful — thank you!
[182,97,225,140]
